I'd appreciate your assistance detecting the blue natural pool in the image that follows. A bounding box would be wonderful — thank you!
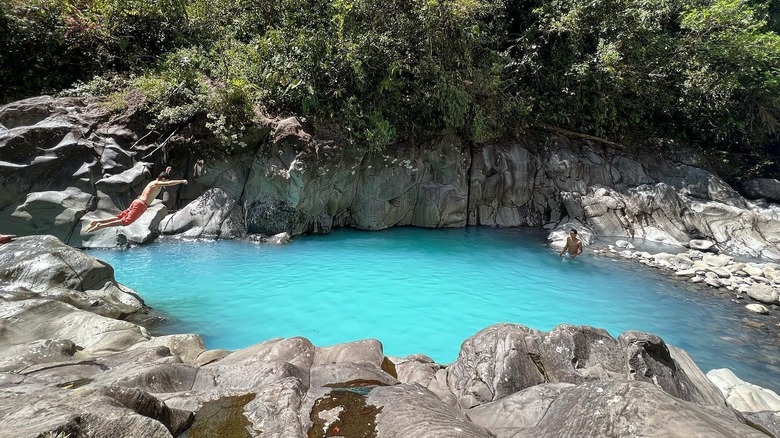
[90,227,780,391]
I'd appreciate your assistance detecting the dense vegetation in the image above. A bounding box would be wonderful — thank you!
[1,0,778,180]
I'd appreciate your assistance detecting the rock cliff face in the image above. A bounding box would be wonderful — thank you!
[1,96,779,260]
[0,236,771,437]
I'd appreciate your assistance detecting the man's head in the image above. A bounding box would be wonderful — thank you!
[569,229,578,237]
[157,171,170,181]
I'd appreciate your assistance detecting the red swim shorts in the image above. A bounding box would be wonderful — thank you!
[117,199,148,226]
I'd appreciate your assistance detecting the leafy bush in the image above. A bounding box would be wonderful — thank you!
[2,0,778,179]
[0,0,188,103]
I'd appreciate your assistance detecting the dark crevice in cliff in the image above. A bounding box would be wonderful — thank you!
[233,153,255,234]
[466,141,476,227]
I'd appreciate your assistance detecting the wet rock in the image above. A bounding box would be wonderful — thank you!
[184,393,256,438]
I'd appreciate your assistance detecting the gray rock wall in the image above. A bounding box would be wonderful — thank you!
[1,96,779,261]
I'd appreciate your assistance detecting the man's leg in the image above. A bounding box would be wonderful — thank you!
[0,234,15,244]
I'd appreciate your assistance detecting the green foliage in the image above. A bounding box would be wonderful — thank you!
[506,0,778,178]
[680,0,780,143]
[512,0,686,138]
[2,0,778,178]
[0,0,189,102]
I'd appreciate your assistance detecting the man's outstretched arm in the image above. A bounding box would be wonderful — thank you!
[158,179,188,187]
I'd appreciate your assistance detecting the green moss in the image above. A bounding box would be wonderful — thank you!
[308,388,383,438]
[186,393,257,438]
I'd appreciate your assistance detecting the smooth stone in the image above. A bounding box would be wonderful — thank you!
[689,239,716,251]
[615,240,635,249]
[707,368,780,413]
[708,267,732,278]
[763,267,779,282]
[672,254,694,269]
[743,264,765,277]
[746,284,779,304]
[675,268,697,277]
[267,232,292,244]
[704,278,722,288]
[745,304,769,314]
[313,339,385,366]
[703,254,733,267]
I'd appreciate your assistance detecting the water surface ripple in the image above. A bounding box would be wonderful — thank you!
[90,227,780,391]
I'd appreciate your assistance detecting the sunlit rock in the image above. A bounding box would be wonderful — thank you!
[708,368,780,412]
[159,187,246,239]
[746,284,779,304]
[689,239,716,252]
[745,304,770,314]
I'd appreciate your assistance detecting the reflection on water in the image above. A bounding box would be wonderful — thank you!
[90,227,780,392]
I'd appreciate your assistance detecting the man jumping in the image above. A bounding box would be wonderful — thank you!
[85,169,187,233]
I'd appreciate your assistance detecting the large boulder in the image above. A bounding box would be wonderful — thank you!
[742,178,780,203]
[446,324,546,408]
[0,235,145,318]
[159,188,246,239]
[707,368,780,412]
[519,380,764,438]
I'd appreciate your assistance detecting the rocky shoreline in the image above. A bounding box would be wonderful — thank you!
[606,240,779,316]
[547,223,780,316]
[2,235,780,437]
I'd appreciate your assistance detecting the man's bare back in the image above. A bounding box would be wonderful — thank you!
[85,169,187,233]
[138,180,167,205]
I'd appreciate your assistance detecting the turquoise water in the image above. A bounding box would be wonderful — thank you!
[90,227,780,391]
